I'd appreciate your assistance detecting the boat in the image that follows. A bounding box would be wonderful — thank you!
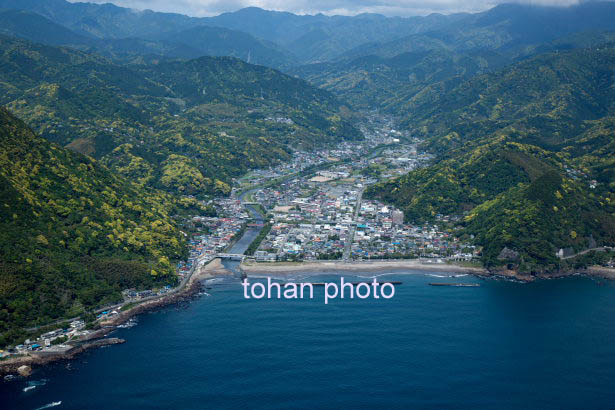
[429,283,480,287]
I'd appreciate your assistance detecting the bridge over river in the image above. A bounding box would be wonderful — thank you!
[217,253,247,261]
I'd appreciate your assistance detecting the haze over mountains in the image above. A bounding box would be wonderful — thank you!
[1,0,615,340]
[2,0,613,67]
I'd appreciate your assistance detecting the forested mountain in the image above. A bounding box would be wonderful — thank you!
[396,46,615,152]
[0,0,203,39]
[0,9,92,47]
[0,108,190,345]
[0,0,466,64]
[0,36,358,197]
[367,46,615,273]
[292,3,615,111]
[291,49,510,110]
[341,2,615,60]
[158,25,296,67]
[0,6,294,67]
[202,7,464,63]
[4,0,615,70]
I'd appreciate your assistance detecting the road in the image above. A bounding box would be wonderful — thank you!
[343,187,365,261]
[26,253,204,333]
[559,246,613,260]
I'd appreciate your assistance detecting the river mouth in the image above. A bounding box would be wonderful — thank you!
[223,191,265,275]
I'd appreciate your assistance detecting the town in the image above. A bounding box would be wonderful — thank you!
[1,114,479,360]
[181,113,478,267]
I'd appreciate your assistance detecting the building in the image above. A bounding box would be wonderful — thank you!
[392,210,404,225]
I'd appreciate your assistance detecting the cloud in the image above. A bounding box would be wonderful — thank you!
[70,0,588,17]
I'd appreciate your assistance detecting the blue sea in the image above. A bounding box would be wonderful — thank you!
[3,272,615,410]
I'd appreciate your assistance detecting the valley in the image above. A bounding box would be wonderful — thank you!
[0,0,614,394]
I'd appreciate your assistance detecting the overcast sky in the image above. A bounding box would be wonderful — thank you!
[73,0,586,17]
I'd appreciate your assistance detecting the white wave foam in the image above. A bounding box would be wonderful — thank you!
[34,401,61,410]
[117,318,138,329]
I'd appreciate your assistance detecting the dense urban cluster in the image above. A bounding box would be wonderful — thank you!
[233,115,478,262]
[166,114,479,265]
[351,200,477,260]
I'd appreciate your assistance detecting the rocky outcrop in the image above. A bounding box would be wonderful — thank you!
[497,247,520,261]
[587,266,615,279]
[17,365,31,377]
[0,338,125,376]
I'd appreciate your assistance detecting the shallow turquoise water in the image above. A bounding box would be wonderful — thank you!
[3,272,615,410]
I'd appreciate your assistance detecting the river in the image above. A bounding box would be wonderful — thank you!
[221,189,266,274]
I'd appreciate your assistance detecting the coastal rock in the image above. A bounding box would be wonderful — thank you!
[497,247,520,261]
[17,365,32,377]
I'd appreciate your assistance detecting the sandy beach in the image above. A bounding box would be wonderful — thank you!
[199,257,233,276]
[239,259,487,275]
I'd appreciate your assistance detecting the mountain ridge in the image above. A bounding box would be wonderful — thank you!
[0,107,189,345]
[366,45,615,273]
[0,35,359,197]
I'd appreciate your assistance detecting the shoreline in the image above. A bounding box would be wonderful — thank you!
[239,259,487,275]
[586,266,615,280]
[0,338,125,376]
[0,258,232,377]
[239,260,615,283]
[3,259,612,376]
[94,258,232,329]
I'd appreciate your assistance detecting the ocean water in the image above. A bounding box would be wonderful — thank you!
[3,272,615,410]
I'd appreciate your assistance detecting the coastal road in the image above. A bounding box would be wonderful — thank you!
[559,246,613,260]
[25,253,205,333]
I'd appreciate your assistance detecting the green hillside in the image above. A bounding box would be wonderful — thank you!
[463,167,614,271]
[397,47,615,154]
[367,139,615,272]
[367,47,615,273]
[0,108,188,345]
[291,3,615,115]
[367,141,555,221]
[160,25,297,68]
[294,32,615,115]
[291,49,509,110]
[0,36,358,197]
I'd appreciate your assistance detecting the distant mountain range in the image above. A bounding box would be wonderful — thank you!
[0,0,463,65]
[2,0,615,69]
[0,7,296,66]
